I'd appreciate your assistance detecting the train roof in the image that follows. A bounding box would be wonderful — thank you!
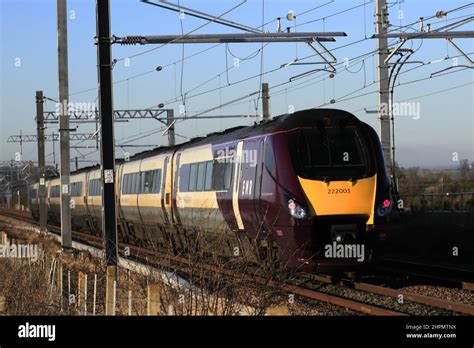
[44,108,360,180]
[130,108,360,155]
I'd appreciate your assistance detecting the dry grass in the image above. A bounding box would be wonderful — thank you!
[0,214,307,316]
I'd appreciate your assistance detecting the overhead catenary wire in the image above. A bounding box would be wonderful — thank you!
[46,44,474,163]
[317,65,472,108]
[350,81,474,114]
[153,10,467,111]
[68,0,374,98]
[203,48,473,117]
[114,0,248,62]
[42,1,472,164]
[67,3,473,101]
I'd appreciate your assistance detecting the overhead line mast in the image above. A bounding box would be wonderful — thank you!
[57,0,72,252]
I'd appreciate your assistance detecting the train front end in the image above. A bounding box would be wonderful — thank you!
[269,109,390,273]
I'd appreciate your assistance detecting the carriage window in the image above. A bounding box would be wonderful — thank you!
[223,162,233,190]
[205,161,213,190]
[140,172,146,193]
[89,179,102,196]
[179,161,215,192]
[123,174,129,194]
[179,164,190,192]
[131,174,136,194]
[196,162,206,191]
[129,174,133,194]
[127,174,132,194]
[122,173,137,194]
[212,160,233,191]
[135,173,141,194]
[141,169,162,194]
[212,161,225,190]
[153,169,161,193]
[70,182,83,197]
[189,164,197,191]
[138,173,143,193]
[50,185,60,197]
[265,142,274,173]
[123,174,128,194]
[143,171,152,193]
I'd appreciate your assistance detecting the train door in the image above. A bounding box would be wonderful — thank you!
[115,164,127,238]
[171,152,181,225]
[83,171,95,233]
[115,164,123,219]
[162,155,172,225]
[256,136,275,227]
[136,160,145,226]
[237,139,262,232]
[45,181,51,223]
[232,141,245,231]
[253,138,265,222]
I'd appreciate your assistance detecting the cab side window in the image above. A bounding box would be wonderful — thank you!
[265,141,275,174]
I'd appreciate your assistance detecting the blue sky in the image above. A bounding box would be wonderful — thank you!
[1,0,473,168]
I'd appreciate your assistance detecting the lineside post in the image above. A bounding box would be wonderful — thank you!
[57,261,64,312]
[78,272,87,315]
[57,0,73,251]
[0,231,7,245]
[266,305,289,316]
[262,83,270,121]
[0,296,5,313]
[147,284,161,315]
[167,109,175,146]
[374,0,392,176]
[96,0,118,267]
[35,91,48,234]
[105,265,116,315]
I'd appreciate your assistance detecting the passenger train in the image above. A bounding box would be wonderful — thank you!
[30,108,391,272]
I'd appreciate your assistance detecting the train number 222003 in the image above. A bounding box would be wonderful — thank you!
[327,188,351,194]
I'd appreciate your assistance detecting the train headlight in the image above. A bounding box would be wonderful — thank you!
[377,198,392,216]
[288,199,308,219]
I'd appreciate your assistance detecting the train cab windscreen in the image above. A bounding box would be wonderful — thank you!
[289,121,373,181]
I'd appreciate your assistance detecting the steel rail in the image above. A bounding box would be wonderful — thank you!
[2,208,470,316]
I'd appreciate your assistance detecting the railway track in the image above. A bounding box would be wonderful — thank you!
[374,257,474,291]
[298,273,474,316]
[0,207,472,316]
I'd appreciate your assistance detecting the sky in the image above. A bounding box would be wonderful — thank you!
[1,0,473,168]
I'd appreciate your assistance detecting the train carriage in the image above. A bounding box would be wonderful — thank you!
[29,182,39,219]
[47,178,61,225]
[69,172,88,231]
[32,108,390,273]
[85,169,103,234]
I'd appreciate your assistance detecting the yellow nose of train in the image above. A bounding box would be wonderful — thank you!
[298,174,377,224]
